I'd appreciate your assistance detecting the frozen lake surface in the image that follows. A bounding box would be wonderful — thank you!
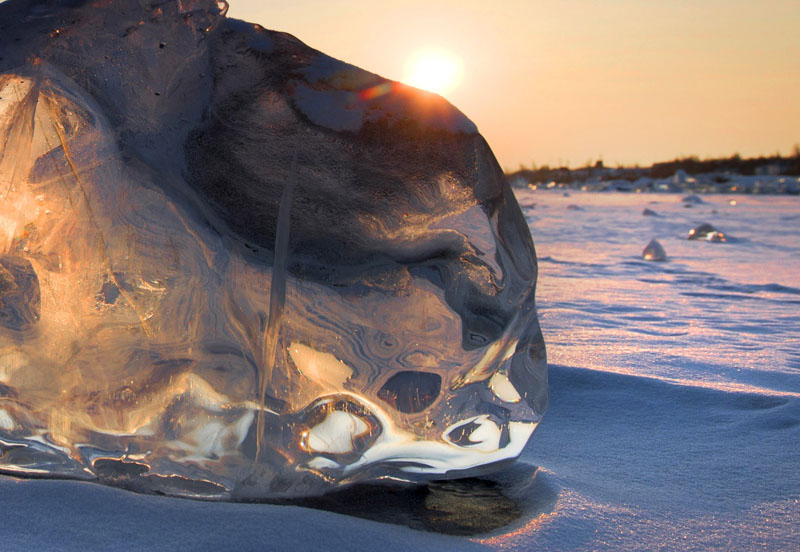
[507,190,800,550]
[2,191,798,550]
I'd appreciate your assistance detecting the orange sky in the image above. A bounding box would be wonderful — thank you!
[229,0,800,170]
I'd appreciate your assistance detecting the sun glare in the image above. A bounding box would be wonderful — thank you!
[403,49,463,96]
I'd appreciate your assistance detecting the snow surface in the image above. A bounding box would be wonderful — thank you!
[2,191,798,550]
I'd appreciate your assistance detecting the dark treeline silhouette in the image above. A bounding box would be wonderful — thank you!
[507,148,800,184]
[650,151,800,178]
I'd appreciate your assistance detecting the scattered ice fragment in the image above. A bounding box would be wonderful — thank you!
[682,194,704,204]
[688,223,725,241]
[642,239,667,261]
[642,208,658,216]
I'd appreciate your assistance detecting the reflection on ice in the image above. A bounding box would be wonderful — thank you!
[0,0,546,498]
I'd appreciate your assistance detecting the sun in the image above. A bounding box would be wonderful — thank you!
[403,48,463,96]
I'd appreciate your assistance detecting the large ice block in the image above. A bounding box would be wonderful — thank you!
[0,0,547,498]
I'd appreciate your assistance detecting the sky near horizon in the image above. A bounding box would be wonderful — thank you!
[228,0,800,170]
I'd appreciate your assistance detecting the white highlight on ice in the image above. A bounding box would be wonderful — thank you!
[328,392,536,475]
[489,371,522,403]
[306,456,341,470]
[179,410,254,461]
[457,339,518,387]
[289,342,353,391]
[0,409,15,431]
[306,411,369,454]
[443,414,502,452]
[188,421,229,458]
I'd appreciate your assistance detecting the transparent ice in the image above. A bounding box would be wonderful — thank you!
[0,0,547,498]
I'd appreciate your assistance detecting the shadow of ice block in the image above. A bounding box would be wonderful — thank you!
[0,0,547,498]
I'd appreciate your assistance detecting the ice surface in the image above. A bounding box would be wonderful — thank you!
[0,0,546,498]
[512,190,800,550]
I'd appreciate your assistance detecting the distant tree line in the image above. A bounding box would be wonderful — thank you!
[507,147,800,183]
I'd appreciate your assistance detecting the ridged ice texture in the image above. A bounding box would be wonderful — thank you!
[0,0,547,499]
